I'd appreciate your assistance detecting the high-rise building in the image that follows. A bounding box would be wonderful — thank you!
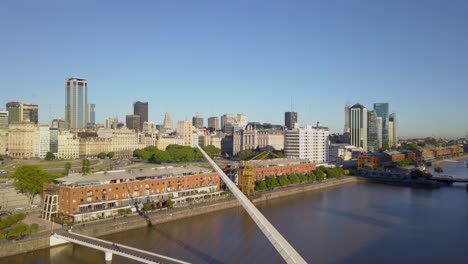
[177,121,193,146]
[21,104,39,124]
[192,115,204,129]
[133,101,148,130]
[162,112,173,131]
[344,105,350,133]
[349,103,368,151]
[38,125,50,159]
[284,123,329,164]
[126,115,141,131]
[87,104,96,126]
[6,102,22,124]
[6,102,39,125]
[367,110,380,152]
[285,112,298,130]
[208,117,220,130]
[65,77,88,129]
[0,111,8,129]
[374,103,389,146]
[389,113,398,148]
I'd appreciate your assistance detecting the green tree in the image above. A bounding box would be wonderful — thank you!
[265,176,279,189]
[316,170,326,181]
[11,166,54,204]
[298,173,308,183]
[278,175,291,186]
[307,171,317,182]
[434,167,444,174]
[107,152,115,159]
[45,152,55,161]
[288,174,300,184]
[202,145,221,158]
[165,199,174,208]
[97,152,107,159]
[255,180,267,190]
[64,162,71,175]
[239,150,254,161]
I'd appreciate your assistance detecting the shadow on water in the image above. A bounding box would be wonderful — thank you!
[151,227,224,264]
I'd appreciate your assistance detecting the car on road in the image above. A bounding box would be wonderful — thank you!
[14,207,24,211]
[31,204,40,208]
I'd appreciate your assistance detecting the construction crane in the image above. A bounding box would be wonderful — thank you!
[240,151,282,196]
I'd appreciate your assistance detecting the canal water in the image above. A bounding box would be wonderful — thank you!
[2,159,468,264]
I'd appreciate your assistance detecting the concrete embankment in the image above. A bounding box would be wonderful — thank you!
[0,235,49,259]
[0,177,360,258]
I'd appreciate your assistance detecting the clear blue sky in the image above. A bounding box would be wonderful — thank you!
[1,0,467,138]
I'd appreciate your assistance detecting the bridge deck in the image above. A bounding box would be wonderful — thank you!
[55,230,190,264]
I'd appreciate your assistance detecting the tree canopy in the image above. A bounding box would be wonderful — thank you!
[45,152,55,161]
[133,145,220,164]
[11,165,55,203]
[239,150,254,161]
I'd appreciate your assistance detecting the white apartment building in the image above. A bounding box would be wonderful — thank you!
[284,124,330,164]
[38,125,50,159]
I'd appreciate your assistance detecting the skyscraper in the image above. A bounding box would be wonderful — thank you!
[374,103,389,146]
[87,104,96,126]
[367,110,380,152]
[344,105,350,133]
[192,115,204,129]
[65,77,88,129]
[284,112,298,130]
[208,117,220,130]
[389,113,398,148]
[133,101,148,130]
[349,103,368,151]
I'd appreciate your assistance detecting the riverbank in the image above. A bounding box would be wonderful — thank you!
[431,154,468,166]
[0,176,360,258]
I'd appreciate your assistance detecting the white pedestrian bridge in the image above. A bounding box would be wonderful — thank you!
[53,230,190,264]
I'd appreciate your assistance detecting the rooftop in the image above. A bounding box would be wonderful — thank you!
[55,165,213,186]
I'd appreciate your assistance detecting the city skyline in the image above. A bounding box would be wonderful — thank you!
[1,1,468,138]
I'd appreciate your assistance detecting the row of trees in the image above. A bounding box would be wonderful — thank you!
[133,145,221,164]
[255,166,349,191]
[0,213,38,240]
